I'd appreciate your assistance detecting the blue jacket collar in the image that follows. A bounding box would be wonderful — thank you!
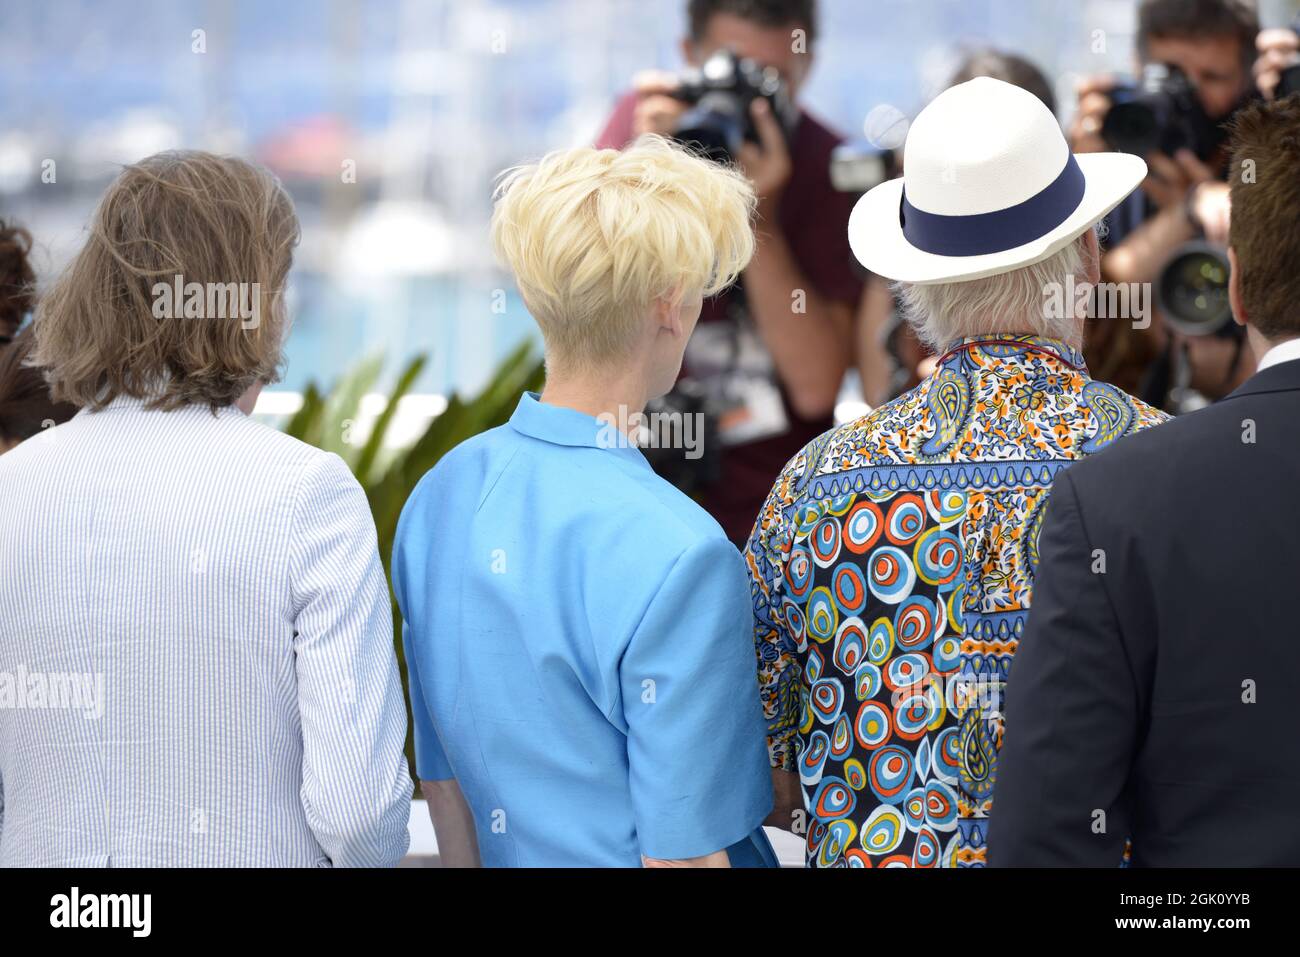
[507,392,648,463]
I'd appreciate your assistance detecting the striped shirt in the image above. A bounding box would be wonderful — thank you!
[0,396,411,867]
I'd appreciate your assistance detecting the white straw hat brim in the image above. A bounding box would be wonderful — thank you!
[848,151,1148,285]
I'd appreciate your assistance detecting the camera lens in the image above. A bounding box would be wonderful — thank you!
[1156,243,1233,336]
[1102,99,1160,156]
[675,92,748,163]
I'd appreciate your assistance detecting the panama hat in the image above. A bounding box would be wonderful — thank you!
[848,76,1147,285]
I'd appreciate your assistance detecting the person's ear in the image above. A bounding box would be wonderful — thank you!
[655,293,685,339]
[1228,246,1246,328]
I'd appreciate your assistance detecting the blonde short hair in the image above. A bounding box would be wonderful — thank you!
[32,150,299,411]
[490,135,756,374]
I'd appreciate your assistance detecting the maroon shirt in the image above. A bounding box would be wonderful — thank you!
[596,91,864,545]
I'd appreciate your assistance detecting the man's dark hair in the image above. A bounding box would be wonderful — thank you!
[1228,92,1300,341]
[687,0,817,43]
[1137,0,1260,71]
[949,48,1056,114]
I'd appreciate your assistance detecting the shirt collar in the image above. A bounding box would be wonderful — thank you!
[1256,337,1300,373]
[507,392,648,463]
[941,333,1088,372]
[76,395,238,418]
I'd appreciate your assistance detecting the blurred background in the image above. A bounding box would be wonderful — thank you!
[2,0,1293,425]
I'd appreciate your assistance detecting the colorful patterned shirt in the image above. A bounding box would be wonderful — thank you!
[745,334,1169,867]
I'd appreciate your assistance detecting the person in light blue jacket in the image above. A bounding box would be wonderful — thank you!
[394,135,777,867]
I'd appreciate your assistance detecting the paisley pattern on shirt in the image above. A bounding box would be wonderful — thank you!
[746,335,1169,867]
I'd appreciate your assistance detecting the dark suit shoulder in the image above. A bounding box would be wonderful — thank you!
[1066,384,1298,507]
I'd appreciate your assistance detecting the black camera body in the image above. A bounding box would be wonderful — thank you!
[671,49,797,163]
[1102,62,1223,158]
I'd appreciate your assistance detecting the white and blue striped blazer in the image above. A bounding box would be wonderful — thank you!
[0,396,411,867]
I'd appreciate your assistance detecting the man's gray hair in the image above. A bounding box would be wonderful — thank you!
[894,226,1101,351]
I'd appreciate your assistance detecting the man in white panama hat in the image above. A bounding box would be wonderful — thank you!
[743,76,1170,867]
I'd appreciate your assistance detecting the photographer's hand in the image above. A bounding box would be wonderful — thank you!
[1142,149,1215,210]
[630,70,688,137]
[1189,180,1231,246]
[1069,74,1116,154]
[738,97,793,205]
[1254,28,1300,100]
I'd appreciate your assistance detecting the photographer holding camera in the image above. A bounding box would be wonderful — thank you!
[595,0,864,547]
[1070,0,1299,407]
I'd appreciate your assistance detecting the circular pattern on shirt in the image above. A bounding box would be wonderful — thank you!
[867,616,895,664]
[912,826,941,867]
[925,780,959,831]
[854,661,882,701]
[860,804,904,855]
[810,517,843,568]
[816,817,857,868]
[793,503,825,537]
[833,617,868,673]
[854,700,892,750]
[868,745,914,804]
[925,489,965,527]
[893,690,935,741]
[806,587,838,643]
[844,499,884,554]
[931,726,961,785]
[781,597,808,651]
[809,676,844,725]
[785,544,814,598]
[843,757,867,791]
[886,494,926,545]
[932,632,961,674]
[805,818,827,855]
[804,645,825,685]
[832,562,868,615]
[830,714,853,758]
[800,729,830,786]
[812,776,855,821]
[885,652,931,693]
[915,736,933,780]
[894,595,937,651]
[903,786,927,831]
[914,526,961,589]
[844,847,873,868]
[868,545,915,604]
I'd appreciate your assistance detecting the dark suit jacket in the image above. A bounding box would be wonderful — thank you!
[988,357,1300,867]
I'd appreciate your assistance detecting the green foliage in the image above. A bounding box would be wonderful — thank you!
[280,343,545,781]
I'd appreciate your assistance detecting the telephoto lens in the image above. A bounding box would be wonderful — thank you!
[1156,242,1234,336]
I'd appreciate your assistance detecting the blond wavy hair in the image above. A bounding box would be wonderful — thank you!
[32,150,300,411]
[490,135,756,375]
